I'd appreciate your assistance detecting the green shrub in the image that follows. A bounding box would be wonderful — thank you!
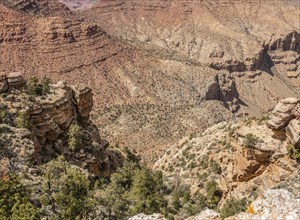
[26,76,51,96]
[243,133,259,148]
[210,160,222,174]
[0,176,38,219]
[68,124,83,151]
[287,145,300,160]
[41,157,94,219]
[220,198,247,219]
[15,111,31,129]
[199,156,209,169]
[0,109,7,123]
[206,181,222,209]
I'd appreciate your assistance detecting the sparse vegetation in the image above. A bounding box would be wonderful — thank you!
[287,144,300,160]
[15,111,31,129]
[0,109,7,123]
[68,123,83,151]
[210,159,222,174]
[243,133,259,148]
[206,180,222,209]
[220,198,247,219]
[25,76,51,96]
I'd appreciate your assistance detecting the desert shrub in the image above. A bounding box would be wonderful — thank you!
[206,180,222,209]
[68,124,83,151]
[199,155,209,169]
[220,198,247,219]
[0,109,7,123]
[210,160,222,174]
[243,133,259,148]
[0,176,38,219]
[15,111,31,129]
[287,144,300,160]
[172,193,182,210]
[26,76,51,96]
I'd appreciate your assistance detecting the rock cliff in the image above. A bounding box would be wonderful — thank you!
[155,98,300,206]
[0,74,122,178]
[0,0,299,161]
[0,0,72,16]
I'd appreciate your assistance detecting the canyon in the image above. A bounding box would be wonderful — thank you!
[0,0,299,160]
[0,0,299,219]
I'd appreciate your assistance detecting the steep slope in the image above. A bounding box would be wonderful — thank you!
[0,0,72,16]
[84,0,300,103]
[0,0,299,161]
[0,74,122,178]
[154,98,300,206]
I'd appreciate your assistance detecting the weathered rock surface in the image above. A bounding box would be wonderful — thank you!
[0,0,299,162]
[6,72,26,89]
[0,73,8,92]
[228,189,300,220]
[267,97,299,130]
[0,0,72,16]
[128,214,166,220]
[58,0,95,10]
[71,84,93,118]
[286,119,300,146]
[154,117,298,203]
[0,77,121,178]
[186,209,220,220]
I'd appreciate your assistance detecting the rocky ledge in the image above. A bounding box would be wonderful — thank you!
[267,97,300,145]
[0,73,122,178]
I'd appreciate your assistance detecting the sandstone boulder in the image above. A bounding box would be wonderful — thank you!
[286,119,300,146]
[7,72,26,89]
[267,97,299,130]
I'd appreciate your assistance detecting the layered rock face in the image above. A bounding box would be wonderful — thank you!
[84,0,300,72]
[0,0,72,16]
[267,97,300,145]
[0,0,299,161]
[154,116,298,204]
[0,75,121,178]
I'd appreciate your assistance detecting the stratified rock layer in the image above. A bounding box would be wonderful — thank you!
[0,0,299,160]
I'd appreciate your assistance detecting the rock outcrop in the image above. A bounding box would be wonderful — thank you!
[0,73,8,92]
[0,0,299,162]
[0,0,72,16]
[228,189,300,220]
[187,209,220,220]
[0,75,122,178]
[6,72,26,89]
[286,119,300,146]
[267,97,299,130]
[0,72,26,91]
[71,84,93,118]
[154,116,298,204]
[267,97,300,145]
[128,214,166,220]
